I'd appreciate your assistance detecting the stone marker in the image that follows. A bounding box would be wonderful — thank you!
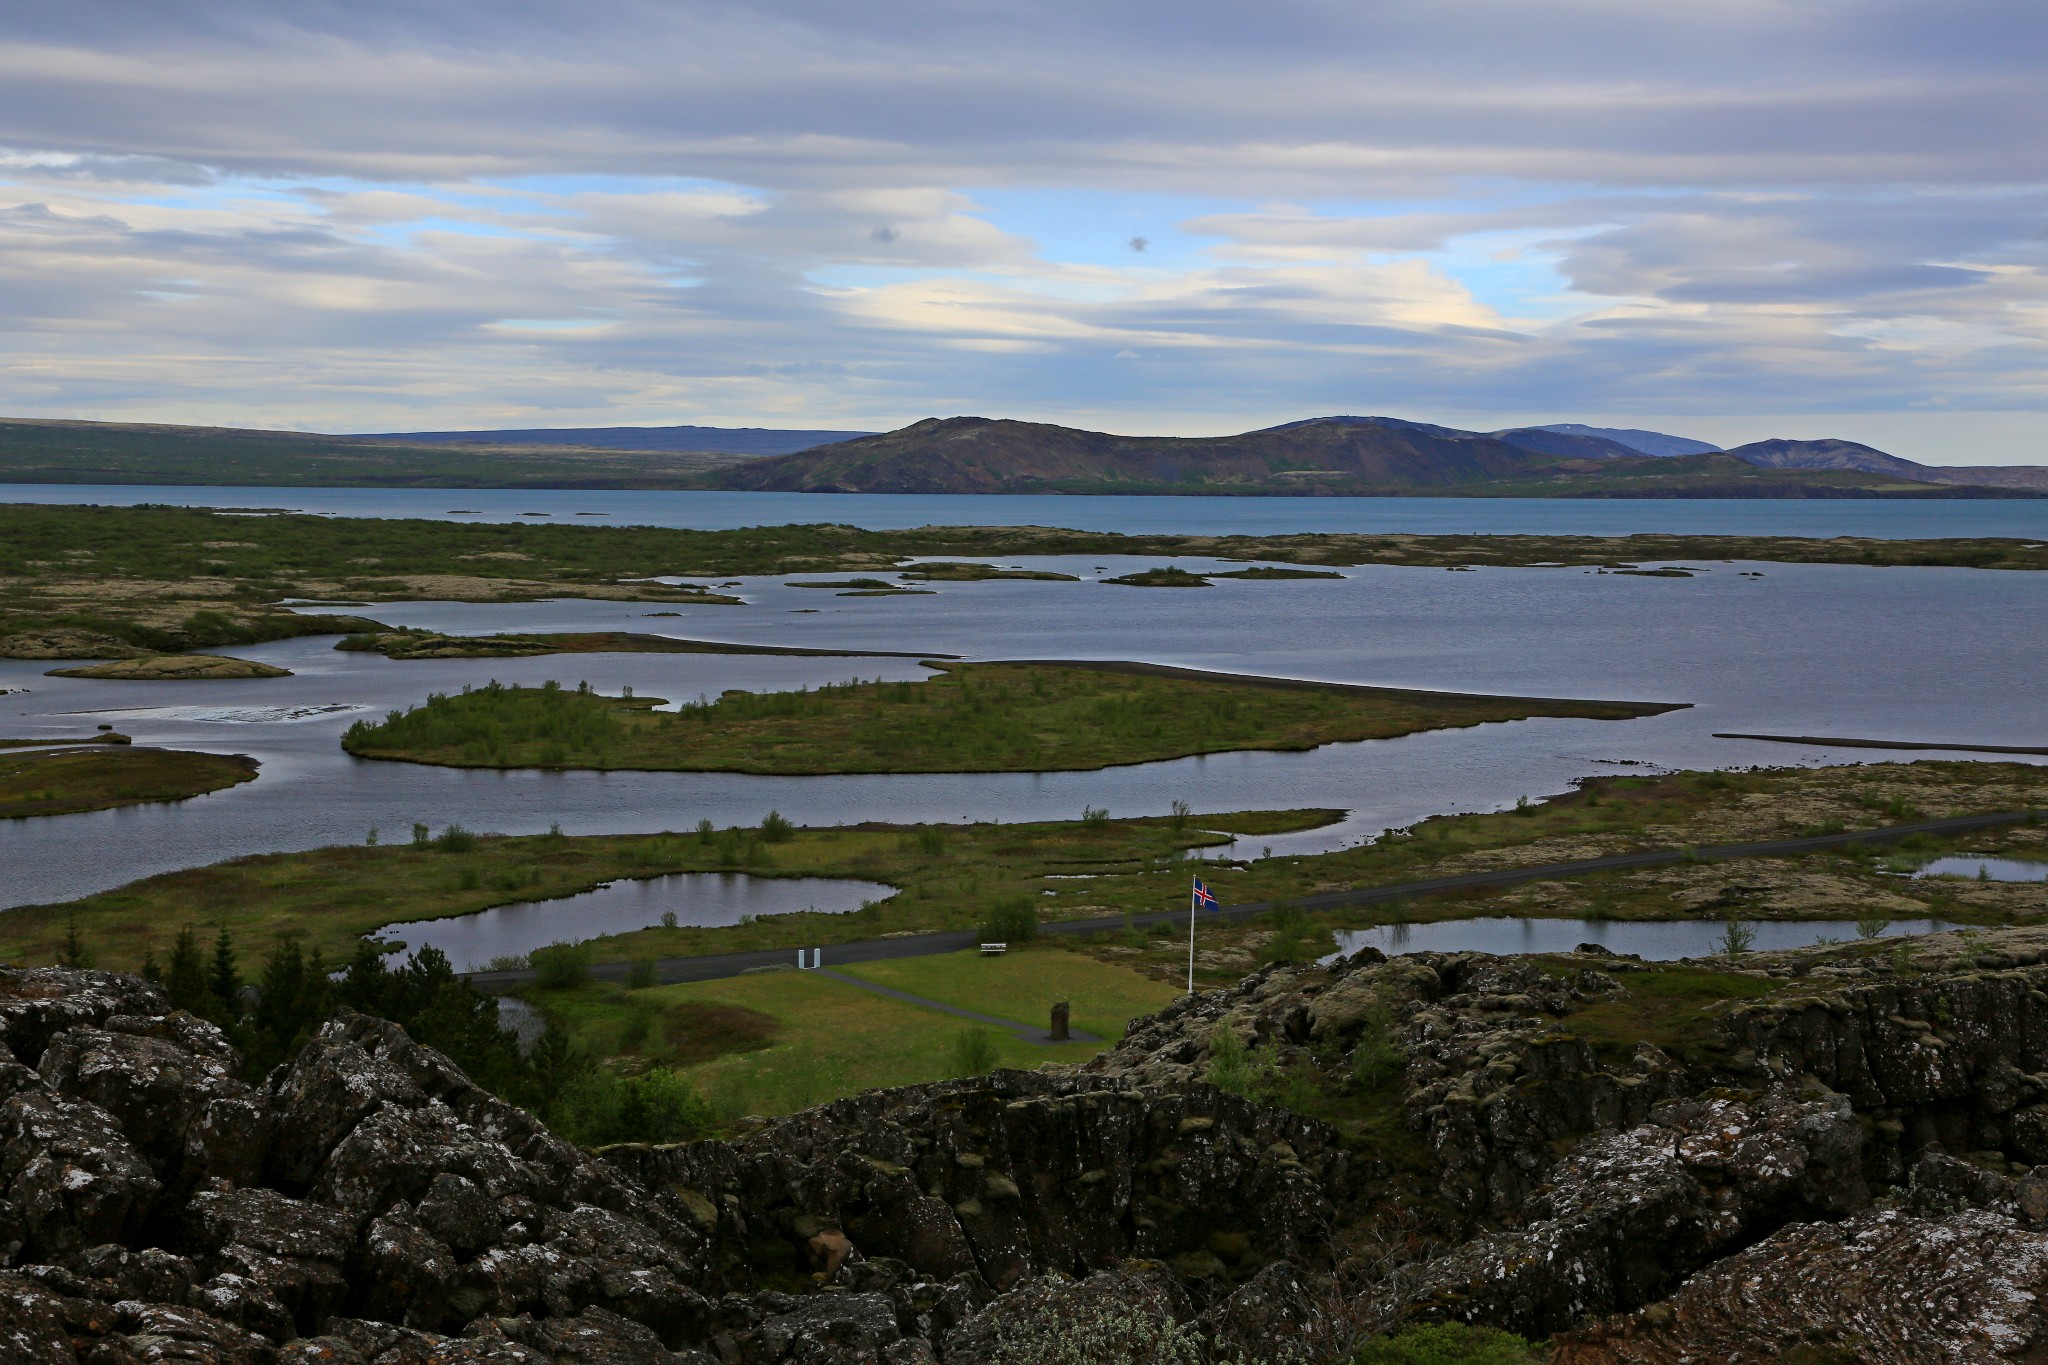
[1050,1000,1071,1042]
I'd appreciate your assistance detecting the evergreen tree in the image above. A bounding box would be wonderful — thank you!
[139,949,163,983]
[209,925,243,1011]
[164,927,212,1017]
[56,919,94,970]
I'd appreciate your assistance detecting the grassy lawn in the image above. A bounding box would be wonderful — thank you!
[837,948,1183,1041]
[339,662,1674,775]
[526,964,1131,1118]
[0,746,258,819]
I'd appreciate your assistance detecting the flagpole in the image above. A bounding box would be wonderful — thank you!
[1187,874,1197,996]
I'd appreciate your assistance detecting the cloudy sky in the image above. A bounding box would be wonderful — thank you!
[2,1,2043,462]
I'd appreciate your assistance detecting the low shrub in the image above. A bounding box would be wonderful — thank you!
[545,1066,712,1146]
[1353,1324,1547,1364]
[951,1027,1001,1077]
[531,940,593,989]
[979,897,1039,944]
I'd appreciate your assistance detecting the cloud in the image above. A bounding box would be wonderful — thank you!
[0,0,2043,458]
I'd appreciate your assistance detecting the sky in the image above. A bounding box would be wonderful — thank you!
[1,1,2044,464]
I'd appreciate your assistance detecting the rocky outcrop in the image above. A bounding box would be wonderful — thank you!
[16,928,2048,1363]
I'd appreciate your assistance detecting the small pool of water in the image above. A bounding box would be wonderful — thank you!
[377,871,894,970]
[1324,916,1962,963]
[1913,856,2048,883]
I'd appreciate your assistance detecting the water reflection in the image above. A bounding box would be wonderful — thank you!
[1913,856,2048,883]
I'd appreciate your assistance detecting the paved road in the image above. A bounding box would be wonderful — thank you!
[462,806,2043,993]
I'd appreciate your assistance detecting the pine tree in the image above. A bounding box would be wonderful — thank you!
[139,949,163,983]
[209,925,243,1012]
[164,927,213,1017]
[56,919,94,970]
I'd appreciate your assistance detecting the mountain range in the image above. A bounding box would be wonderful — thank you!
[0,414,2039,496]
[694,415,2048,498]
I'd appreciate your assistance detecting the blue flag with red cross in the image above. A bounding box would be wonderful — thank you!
[1192,877,1220,911]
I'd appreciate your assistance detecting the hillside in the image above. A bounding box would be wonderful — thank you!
[360,422,874,455]
[0,418,759,487]
[1723,437,2048,492]
[698,415,2040,497]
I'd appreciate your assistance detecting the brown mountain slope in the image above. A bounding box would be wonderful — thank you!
[699,416,2043,497]
[700,415,1603,493]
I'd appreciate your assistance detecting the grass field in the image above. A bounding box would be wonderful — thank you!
[525,948,1177,1117]
[0,746,259,819]
[339,662,1676,774]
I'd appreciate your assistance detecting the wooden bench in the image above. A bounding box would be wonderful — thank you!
[979,943,1008,956]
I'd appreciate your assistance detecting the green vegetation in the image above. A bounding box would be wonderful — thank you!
[339,664,1674,775]
[1352,1324,1549,1365]
[898,562,1080,581]
[1102,566,1214,587]
[1558,962,1783,1064]
[47,653,292,680]
[524,949,1174,1116]
[3,809,1295,971]
[0,746,258,819]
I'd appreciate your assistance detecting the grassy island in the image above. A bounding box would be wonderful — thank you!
[338,662,1681,774]
[47,653,292,680]
[1,745,258,818]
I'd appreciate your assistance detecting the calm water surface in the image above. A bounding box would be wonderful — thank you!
[3,555,2040,908]
[1914,857,2048,883]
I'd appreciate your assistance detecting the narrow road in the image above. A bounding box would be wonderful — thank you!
[462,807,2043,992]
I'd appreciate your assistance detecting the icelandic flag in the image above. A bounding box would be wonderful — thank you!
[1192,877,1220,912]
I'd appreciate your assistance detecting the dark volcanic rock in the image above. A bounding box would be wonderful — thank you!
[18,930,2048,1362]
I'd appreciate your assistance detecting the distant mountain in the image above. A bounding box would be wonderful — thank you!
[698,415,2042,498]
[1527,424,1722,458]
[359,424,875,456]
[1263,416,1642,461]
[1488,427,1656,460]
[1,413,2038,496]
[1719,437,2048,493]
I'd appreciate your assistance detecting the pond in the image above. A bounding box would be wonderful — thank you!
[376,871,894,971]
[1324,915,1962,963]
[1913,856,2048,883]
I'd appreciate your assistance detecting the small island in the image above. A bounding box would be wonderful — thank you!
[47,653,293,680]
[1,745,259,818]
[339,661,1682,774]
[1100,566,1214,588]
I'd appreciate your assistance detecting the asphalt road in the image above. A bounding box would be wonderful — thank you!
[462,806,2042,993]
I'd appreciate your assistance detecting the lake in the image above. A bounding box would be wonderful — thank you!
[5,483,2046,539]
[3,542,2042,910]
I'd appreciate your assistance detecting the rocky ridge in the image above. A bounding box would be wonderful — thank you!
[11,925,2048,1361]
